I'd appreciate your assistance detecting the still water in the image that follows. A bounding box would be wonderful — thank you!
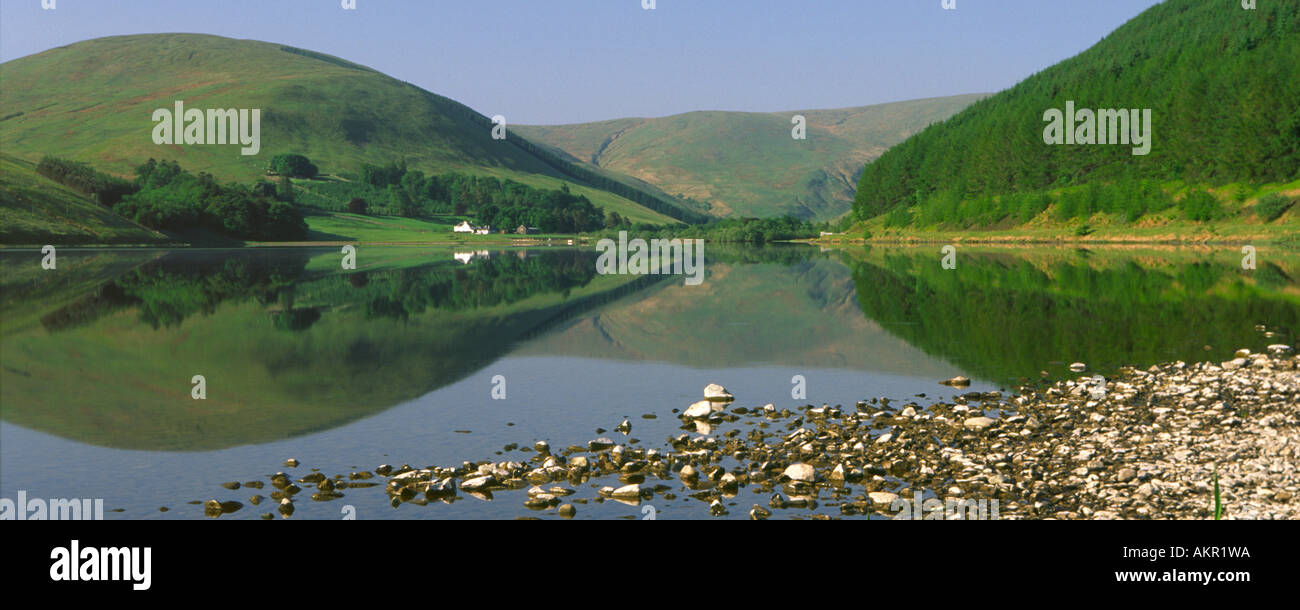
[2,244,1296,519]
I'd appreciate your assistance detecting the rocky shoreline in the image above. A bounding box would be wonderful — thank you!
[207,346,1298,520]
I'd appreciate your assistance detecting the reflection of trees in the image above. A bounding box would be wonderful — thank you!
[38,249,609,333]
[41,251,312,332]
[851,254,1300,385]
[346,250,602,321]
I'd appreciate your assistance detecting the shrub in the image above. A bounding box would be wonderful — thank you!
[1254,193,1294,222]
[1179,189,1225,222]
[347,197,368,214]
[268,153,318,179]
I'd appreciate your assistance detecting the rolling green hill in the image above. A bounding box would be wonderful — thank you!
[852,0,1300,223]
[516,94,986,221]
[0,154,169,245]
[0,34,695,227]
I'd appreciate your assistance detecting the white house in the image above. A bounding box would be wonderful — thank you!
[453,221,474,233]
[474,226,492,235]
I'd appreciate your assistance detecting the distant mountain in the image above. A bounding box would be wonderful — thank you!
[0,34,700,225]
[853,0,1300,221]
[516,94,986,221]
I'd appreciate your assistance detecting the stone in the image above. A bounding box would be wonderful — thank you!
[611,484,641,499]
[964,416,996,431]
[703,383,734,401]
[679,464,700,483]
[461,475,495,491]
[683,400,714,418]
[867,492,899,506]
[782,463,815,483]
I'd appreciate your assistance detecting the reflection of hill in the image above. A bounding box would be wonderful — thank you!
[848,247,1300,386]
[0,249,646,451]
[0,250,159,337]
[517,255,956,378]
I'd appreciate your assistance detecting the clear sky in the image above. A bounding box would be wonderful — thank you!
[1,0,1162,125]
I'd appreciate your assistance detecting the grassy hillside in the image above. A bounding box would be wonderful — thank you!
[517,94,986,221]
[852,0,1300,223]
[0,155,169,245]
[0,34,687,227]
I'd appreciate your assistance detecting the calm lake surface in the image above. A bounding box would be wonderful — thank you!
[2,244,1297,519]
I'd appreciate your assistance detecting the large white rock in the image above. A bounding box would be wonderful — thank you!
[783,463,816,483]
[683,400,714,418]
[868,492,899,506]
[611,484,641,498]
[703,383,734,401]
[460,475,495,491]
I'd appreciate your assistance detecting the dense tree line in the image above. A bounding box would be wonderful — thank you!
[114,159,307,240]
[34,156,307,240]
[309,160,609,233]
[36,156,138,205]
[600,216,821,244]
[853,0,1300,223]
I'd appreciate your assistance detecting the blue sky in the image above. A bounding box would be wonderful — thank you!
[0,0,1162,124]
